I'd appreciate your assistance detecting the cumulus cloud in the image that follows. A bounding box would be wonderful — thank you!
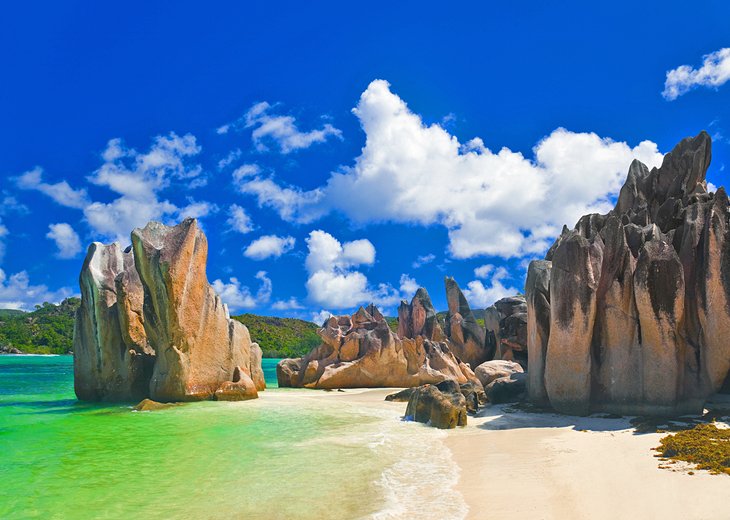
[399,274,419,298]
[0,220,7,263]
[412,253,436,268]
[663,48,730,101]
[226,204,254,234]
[16,167,89,209]
[0,269,74,310]
[27,133,211,244]
[462,266,519,308]
[238,80,664,259]
[221,101,342,154]
[211,271,272,312]
[243,234,296,260]
[303,230,412,310]
[46,223,82,259]
[311,309,333,325]
[271,297,304,311]
[473,264,495,279]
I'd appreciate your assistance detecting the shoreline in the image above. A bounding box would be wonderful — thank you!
[444,404,730,520]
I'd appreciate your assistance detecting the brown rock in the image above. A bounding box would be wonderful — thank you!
[405,380,467,429]
[474,359,524,388]
[215,367,259,401]
[444,277,487,367]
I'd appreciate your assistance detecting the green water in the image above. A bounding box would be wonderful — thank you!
[0,356,467,520]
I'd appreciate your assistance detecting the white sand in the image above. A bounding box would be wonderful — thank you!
[446,404,730,520]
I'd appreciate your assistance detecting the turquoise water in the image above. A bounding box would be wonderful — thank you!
[0,356,466,520]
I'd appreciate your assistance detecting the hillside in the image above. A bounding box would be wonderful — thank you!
[232,314,321,358]
[0,298,81,354]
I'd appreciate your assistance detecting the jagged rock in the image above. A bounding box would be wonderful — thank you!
[485,372,527,404]
[474,359,524,388]
[397,288,445,341]
[215,367,259,401]
[131,219,265,402]
[405,380,468,429]
[460,380,487,413]
[132,398,177,411]
[0,345,23,354]
[444,277,488,367]
[483,295,528,367]
[73,243,155,402]
[385,388,416,402]
[527,131,730,415]
[74,218,265,403]
[277,304,476,389]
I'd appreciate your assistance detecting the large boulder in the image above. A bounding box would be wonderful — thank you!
[73,243,155,402]
[74,218,265,403]
[405,380,468,429]
[277,304,476,389]
[484,295,528,367]
[485,372,527,404]
[444,277,488,367]
[527,131,730,415]
[474,359,524,388]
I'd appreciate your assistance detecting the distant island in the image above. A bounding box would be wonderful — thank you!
[0,298,322,358]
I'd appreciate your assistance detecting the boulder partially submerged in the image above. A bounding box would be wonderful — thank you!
[526,131,730,416]
[277,304,478,389]
[74,218,265,403]
[405,380,468,429]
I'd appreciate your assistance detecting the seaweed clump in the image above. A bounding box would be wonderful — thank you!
[654,423,730,475]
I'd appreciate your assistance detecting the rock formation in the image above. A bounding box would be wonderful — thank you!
[397,287,446,342]
[484,296,528,367]
[526,131,730,415]
[74,218,265,403]
[444,277,489,367]
[277,304,479,389]
[405,380,468,429]
[73,243,154,402]
[474,359,524,388]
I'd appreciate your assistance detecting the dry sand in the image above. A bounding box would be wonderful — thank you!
[446,403,730,520]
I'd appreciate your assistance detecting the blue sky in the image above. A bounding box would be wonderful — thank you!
[1,1,729,320]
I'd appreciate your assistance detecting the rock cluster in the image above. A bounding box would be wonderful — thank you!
[444,277,489,367]
[484,296,528,367]
[526,131,730,415]
[277,304,479,389]
[74,219,265,403]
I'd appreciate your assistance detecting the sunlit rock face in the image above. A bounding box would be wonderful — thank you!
[74,218,265,403]
[73,243,154,402]
[527,131,730,416]
[443,277,489,368]
[277,304,480,389]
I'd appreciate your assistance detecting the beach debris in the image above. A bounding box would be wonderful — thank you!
[405,380,467,429]
[526,131,730,416]
[74,218,265,403]
[654,423,730,475]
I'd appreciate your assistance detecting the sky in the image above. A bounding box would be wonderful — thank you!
[1,1,729,321]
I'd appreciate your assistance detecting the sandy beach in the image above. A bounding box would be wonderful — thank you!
[273,388,729,520]
[445,403,730,520]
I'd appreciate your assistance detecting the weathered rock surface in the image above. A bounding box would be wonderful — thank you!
[485,372,527,404]
[132,398,178,411]
[73,243,154,402]
[397,287,445,341]
[74,218,265,403]
[527,131,730,415]
[405,380,468,429]
[277,304,477,389]
[444,277,488,367]
[484,295,528,367]
[474,359,524,388]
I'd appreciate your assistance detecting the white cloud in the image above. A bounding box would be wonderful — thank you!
[473,264,495,279]
[211,271,271,312]
[218,148,242,170]
[16,167,89,209]
[271,297,304,310]
[238,80,664,259]
[0,269,74,310]
[663,48,730,101]
[399,274,419,298]
[223,101,343,153]
[46,223,82,259]
[707,182,717,193]
[243,234,295,260]
[232,163,261,182]
[226,204,254,234]
[412,253,435,268]
[0,220,7,263]
[178,200,218,220]
[462,266,518,308]
[311,309,332,325]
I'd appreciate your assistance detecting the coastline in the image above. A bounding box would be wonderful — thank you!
[445,404,730,520]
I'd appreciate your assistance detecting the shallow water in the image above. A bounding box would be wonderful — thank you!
[0,356,466,520]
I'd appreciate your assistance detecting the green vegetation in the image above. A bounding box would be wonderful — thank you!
[0,298,80,354]
[655,423,730,475]
[232,313,321,358]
